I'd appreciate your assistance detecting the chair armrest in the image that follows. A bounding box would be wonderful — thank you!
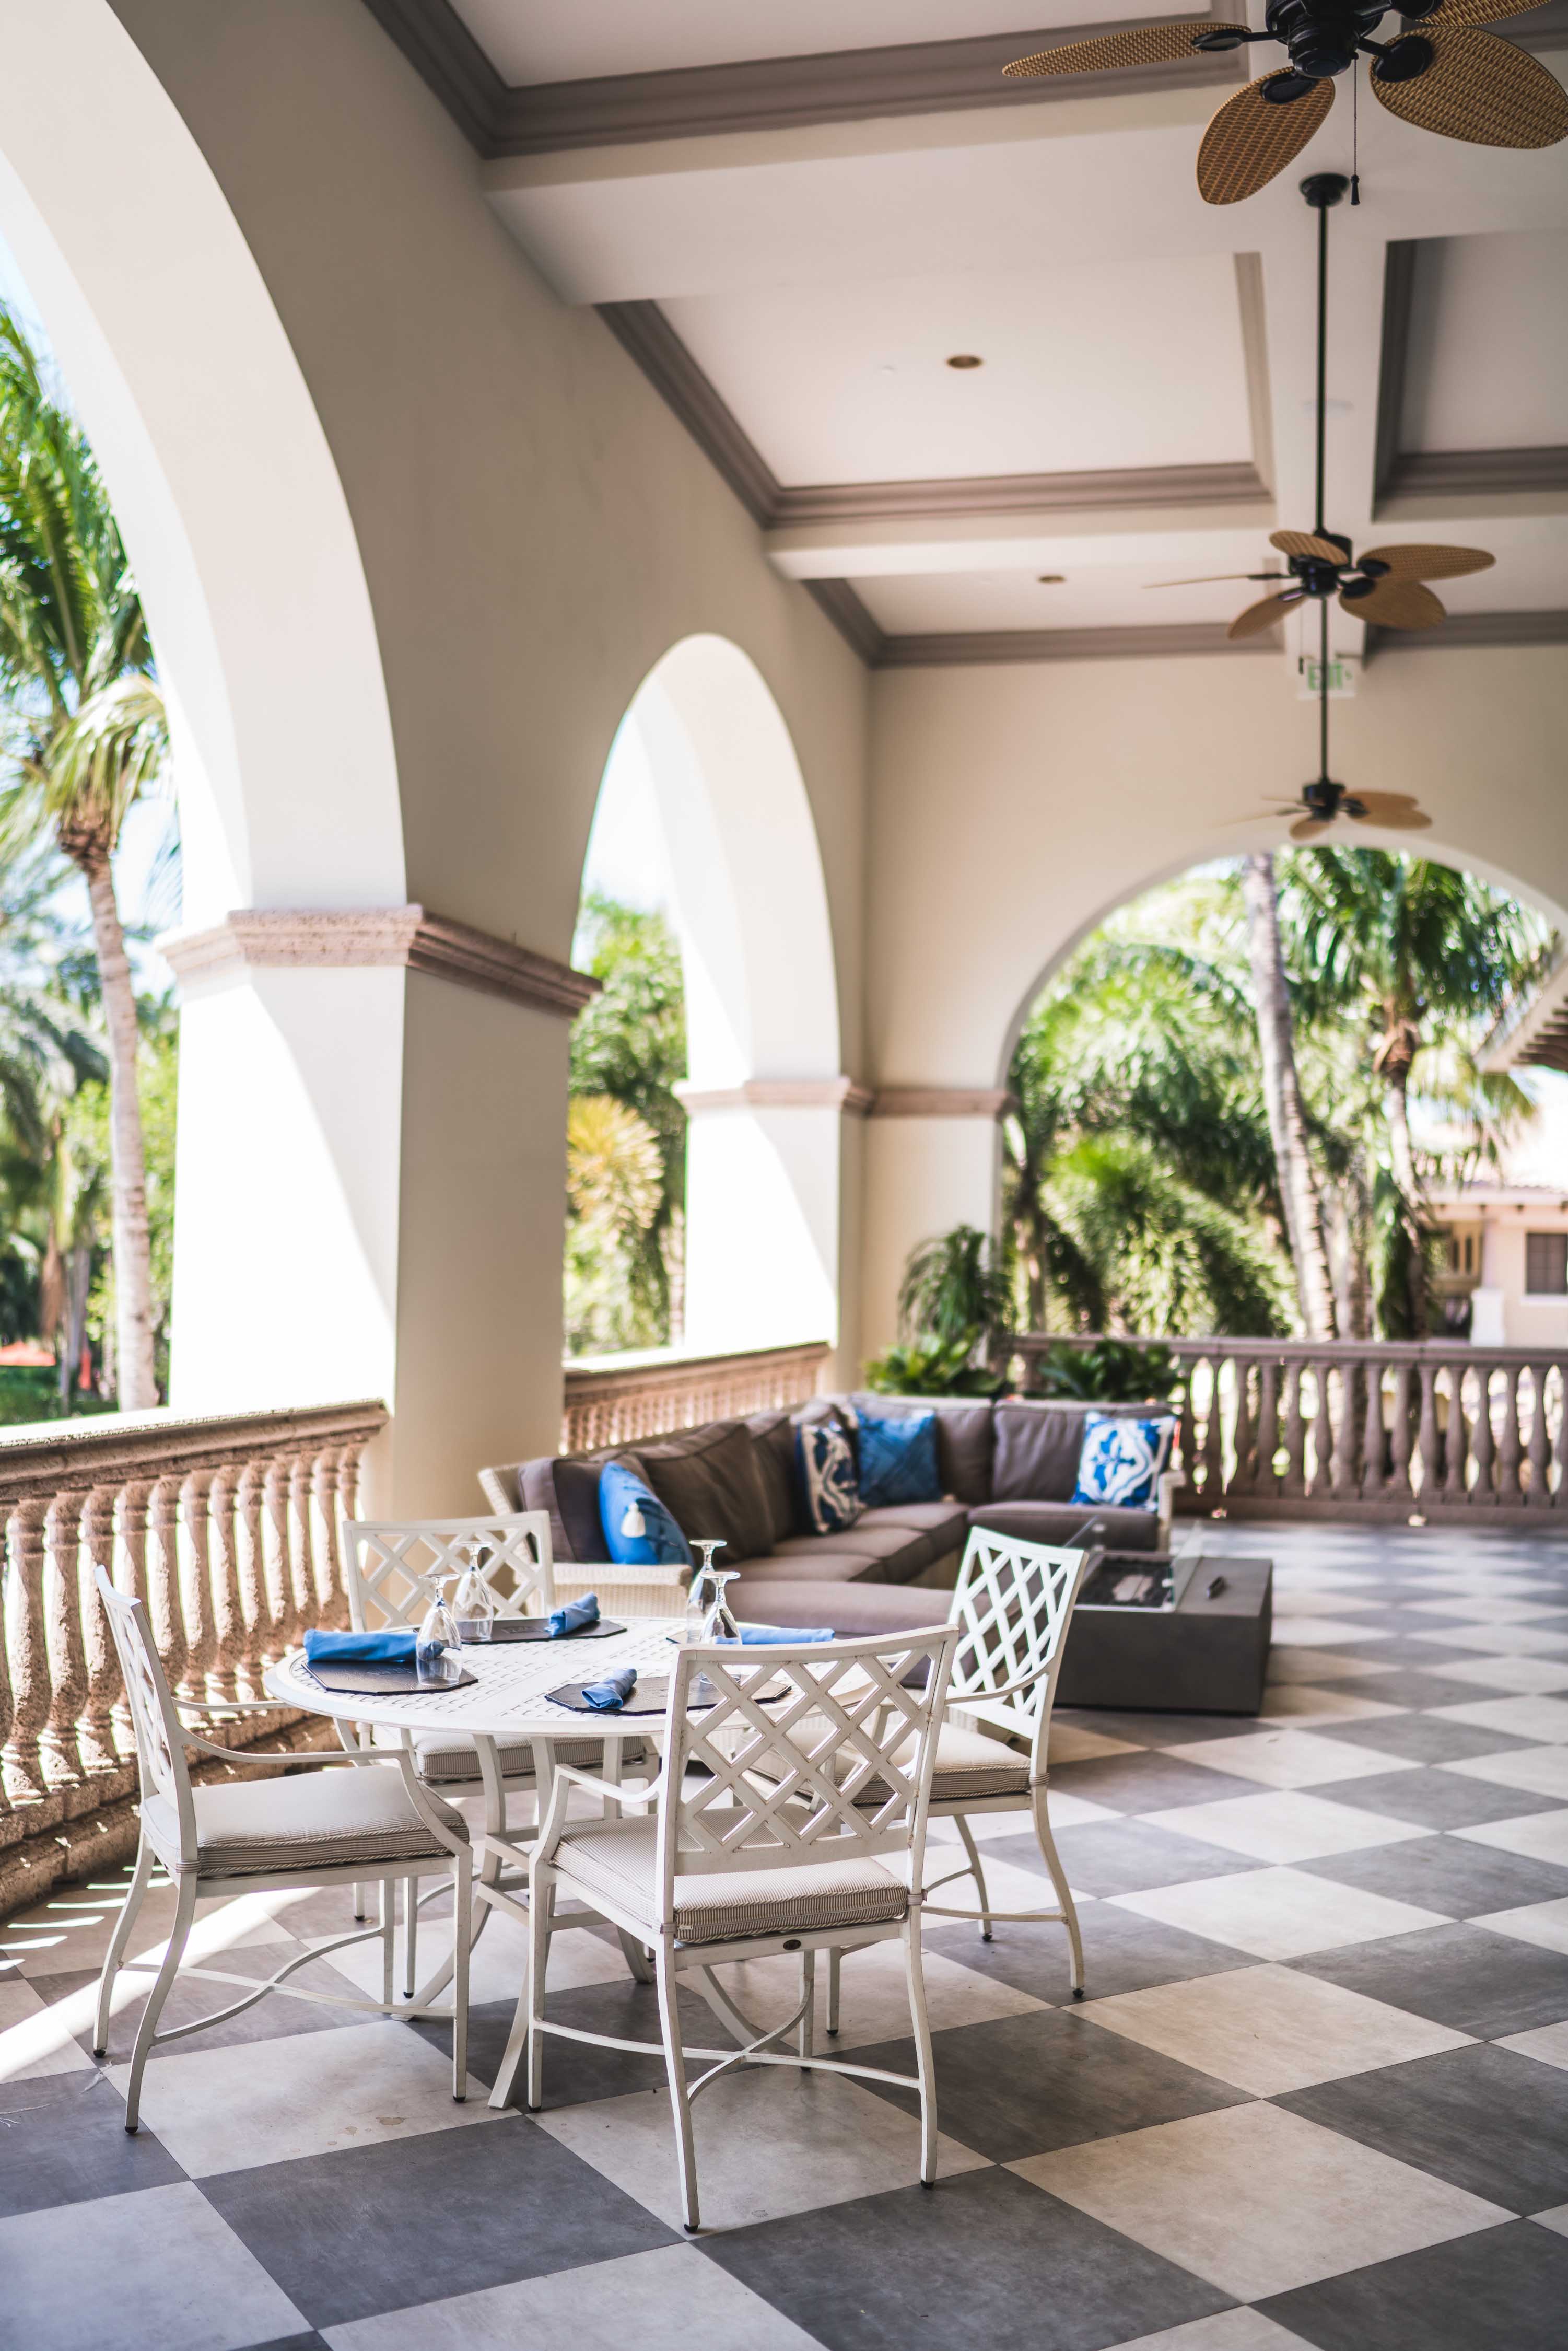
[552,1761,663,1811]
[1156,1469,1182,1541]
[552,1562,689,1619]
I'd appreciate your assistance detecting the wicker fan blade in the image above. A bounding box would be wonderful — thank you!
[1146,572,1286,588]
[1003,24,1211,76]
[1429,0,1550,27]
[1291,817,1333,841]
[1198,72,1335,204]
[1271,529,1346,564]
[1370,27,1568,148]
[1229,589,1304,638]
[1359,543,1494,582]
[1350,792,1434,830]
[1340,579,1446,628]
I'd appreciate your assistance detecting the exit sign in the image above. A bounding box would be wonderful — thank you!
[1298,654,1358,699]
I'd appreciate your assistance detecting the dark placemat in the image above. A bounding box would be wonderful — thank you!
[486,1616,626,1643]
[304,1658,479,1697]
[546,1670,789,1716]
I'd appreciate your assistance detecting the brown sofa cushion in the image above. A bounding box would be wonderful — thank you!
[969,1499,1161,1552]
[846,1394,993,1505]
[990,1402,1090,1503]
[519,1454,606,1564]
[636,1419,775,1565]
[746,1410,799,1547]
[729,1578,950,1636]
[731,1548,894,1585]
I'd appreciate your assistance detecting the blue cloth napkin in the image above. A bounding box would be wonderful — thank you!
[549,1592,601,1638]
[736,1623,835,1645]
[582,1665,636,1712]
[304,1626,419,1666]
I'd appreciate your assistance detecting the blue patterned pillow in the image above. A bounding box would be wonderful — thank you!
[599,1459,693,1566]
[857,1407,941,1509]
[795,1417,862,1535]
[1070,1414,1175,1511]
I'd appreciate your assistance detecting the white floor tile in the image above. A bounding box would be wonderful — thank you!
[1467,1896,1568,1955]
[1270,1620,1390,1650]
[1166,1731,1415,1791]
[0,1974,95,2084]
[1452,1808,1568,1864]
[322,2242,821,2349]
[106,2017,497,2177]
[1440,1747,1568,1800]
[1434,1695,1568,1742]
[716,1935,1048,2049]
[1256,1686,1402,1726]
[1140,1791,1428,1865]
[1080,1962,1469,2095]
[1109,1867,1449,1961]
[1426,1656,1568,1695]
[1265,1649,1390,1686]
[1493,2019,1568,2074]
[542,2061,989,2233]
[1013,2101,1508,2302]
[1412,1624,1568,1657]
[1104,2308,1322,2351]
[1051,1724,1144,1764]
[1533,2205,1568,2239]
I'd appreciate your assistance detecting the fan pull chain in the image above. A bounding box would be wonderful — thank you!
[1351,63,1360,204]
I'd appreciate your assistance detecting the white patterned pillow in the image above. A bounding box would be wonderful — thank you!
[795,1417,862,1535]
[1070,1414,1175,1511]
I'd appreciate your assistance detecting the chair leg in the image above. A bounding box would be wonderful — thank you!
[798,1948,816,2062]
[903,1918,939,2187]
[656,1944,700,2233]
[955,1814,994,1942]
[618,1926,656,1985]
[1033,1793,1085,1998]
[489,1860,548,2113]
[381,1879,395,2007]
[122,1871,197,2134]
[401,1874,418,1998]
[525,1864,553,2113]
[450,1857,472,2101]
[826,1945,841,2037]
[93,1838,155,2057]
[353,1881,368,1923]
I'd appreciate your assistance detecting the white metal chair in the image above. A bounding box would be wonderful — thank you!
[92,1568,473,2131]
[484,1624,961,2232]
[899,1528,1090,1997]
[342,1514,648,1994]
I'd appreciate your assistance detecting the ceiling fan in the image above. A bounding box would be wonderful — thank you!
[1179,174,1477,835]
[1004,0,1568,204]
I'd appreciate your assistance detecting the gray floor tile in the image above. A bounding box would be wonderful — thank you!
[923,1905,1254,2003]
[1321,1768,1567,1832]
[701,2165,1234,2351]
[1302,1831,1568,1919]
[1292,1922,1568,2040]
[1258,2219,1568,2351]
[1277,2041,1568,2213]
[0,2069,183,2217]
[1043,1820,1260,1899]
[1049,1753,1270,1814]
[202,2110,674,2327]
[1307,1712,1541,1765]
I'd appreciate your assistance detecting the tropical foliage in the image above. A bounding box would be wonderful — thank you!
[864,1224,1012,1395]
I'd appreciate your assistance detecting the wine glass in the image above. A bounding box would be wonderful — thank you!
[416,1574,463,1685]
[700,1569,743,1646]
[451,1554,497,1642]
[684,1539,727,1644]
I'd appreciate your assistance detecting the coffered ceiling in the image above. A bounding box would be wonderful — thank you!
[366,0,1568,666]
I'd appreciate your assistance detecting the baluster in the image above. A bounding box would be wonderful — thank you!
[263,1454,297,1643]
[1497,1365,1524,1505]
[3,1497,51,1802]
[1302,1354,1327,1498]
[1468,1364,1494,1505]
[1360,1358,1385,1499]
[309,1446,342,1620]
[179,1466,218,1702]
[287,1452,318,1632]
[1332,1357,1360,1499]
[77,1482,122,1773]
[204,1463,245,1701]
[335,1439,366,1588]
[1176,1366,1198,1493]
[1390,1363,1413,1505]
[1255,1358,1280,1495]
[1416,1362,1440,1505]
[40,1486,89,1789]
[1281,1362,1307,1497]
[1526,1365,1553,1508]
[112,1478,154,1751]
[1440,1362,1468,1503]
[233,1457,271,1666]
[146,1474,186,1684]
[1231,1358,1254,1495]
[1200,1355,1224,1502]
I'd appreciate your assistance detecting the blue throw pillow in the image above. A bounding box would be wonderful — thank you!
[795,1417,862,1535]
[857,1406,942,1509]
[600,1459,693,1567]
[1071,1414,1175,1511]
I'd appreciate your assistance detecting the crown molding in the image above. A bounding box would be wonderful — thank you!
[873,620,1275,668]
[1378,445,1568,503]
[675,1077,874,1115]
[160,907,601,1016]
[361,5,1240,158]
[803,580,887,664]
[1368,609,1568,655]
[597,302,779,527]
[870,1087,1016,1119]
[776,461,1268,528]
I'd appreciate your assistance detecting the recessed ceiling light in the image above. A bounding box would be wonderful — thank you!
[1037,574,1066,585]
[945,353,983,370]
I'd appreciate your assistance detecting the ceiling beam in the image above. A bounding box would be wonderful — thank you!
[1367,608,1568,654]
[872,620,1275,667]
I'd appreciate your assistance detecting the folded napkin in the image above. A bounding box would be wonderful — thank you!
[549,1592,601,1639]
[303,1626,418,1666]
[582,1665,636,1712]
[736,1623,835,1645]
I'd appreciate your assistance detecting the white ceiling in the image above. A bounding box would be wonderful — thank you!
[663,254,1254,484]
[452,0,1179,85]
[1401,230,1568,453]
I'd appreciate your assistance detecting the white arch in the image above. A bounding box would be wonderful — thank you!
[595,636,847,1353]
[0,0,403,921]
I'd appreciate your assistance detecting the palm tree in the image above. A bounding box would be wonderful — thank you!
[1282,849,1551,1333]
[1240,853,1337,1339]
[0,311,166,1407]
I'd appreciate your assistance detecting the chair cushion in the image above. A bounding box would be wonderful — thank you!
[369,1726,642,1784]
[767,1521,922,1583]
[552,1814,908,1943]
[968,1500,1162,1552]
[735,1549,893,1585]
[928,1723,1032,1801]
[145,1765,468,1878]
[729,1579,947,1637]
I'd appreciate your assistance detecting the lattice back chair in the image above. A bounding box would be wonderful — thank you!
[342,1514,647,2000]
[915,1528,1091,1995]
[92,1568,472,2132]
[493,1623,961,2233]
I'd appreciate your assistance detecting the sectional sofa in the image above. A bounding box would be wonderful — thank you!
[481,1393,1177,1635]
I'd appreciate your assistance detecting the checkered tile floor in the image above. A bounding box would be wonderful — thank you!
[5,1523,1568,2351]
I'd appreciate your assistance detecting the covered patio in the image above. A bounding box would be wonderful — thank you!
[4,1519,1566,2350]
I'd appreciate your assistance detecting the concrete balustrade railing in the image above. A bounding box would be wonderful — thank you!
[561,1341,830,1454]
[0,1398,387,1918]
[1011,1335,1568,1521]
